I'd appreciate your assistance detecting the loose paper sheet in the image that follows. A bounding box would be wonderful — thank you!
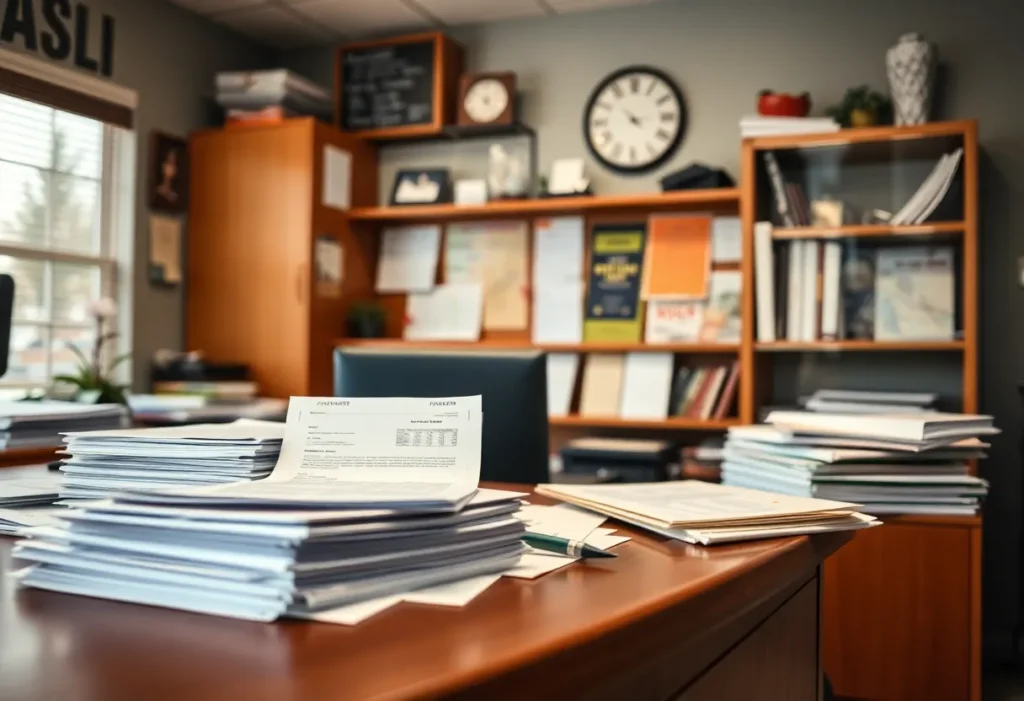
[619,353,674,420]
[532,282,584,344]
[711,217,742,263]
[376,225,441,293]
[314,236,343,299]
[545,353,578,417]
[135,396,484,508]
[445,222,529,331]
[322,145,351,211]
[533,217,585,285]
[149,215,182,284]
[404,283,483,342]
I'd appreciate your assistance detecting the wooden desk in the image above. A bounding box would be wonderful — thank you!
[0,486,851,701]
[0,447,58,469]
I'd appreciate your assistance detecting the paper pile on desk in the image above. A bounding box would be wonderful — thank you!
[536,480,879,545]
[57,419,285,503]
[0,401,128,450]
[721,411,996,516]
[16,396,526,622]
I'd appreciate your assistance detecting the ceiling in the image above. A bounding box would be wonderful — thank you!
[167,0,662,49]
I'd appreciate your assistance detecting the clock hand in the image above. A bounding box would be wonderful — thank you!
[623,109,645,127]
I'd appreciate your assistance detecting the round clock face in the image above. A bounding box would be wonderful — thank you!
[583,66,686,174]
[464,78,510,124]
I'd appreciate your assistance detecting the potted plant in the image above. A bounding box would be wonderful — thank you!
[346,302,386,339]
[826,86,893,128]
[53,298,130,405]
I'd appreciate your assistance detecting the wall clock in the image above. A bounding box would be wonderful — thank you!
[583,66,686,174]
[457,72,517,127]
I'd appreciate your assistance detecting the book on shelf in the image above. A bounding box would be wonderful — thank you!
[754,229,958,343]
[891,148,964,225]
[579,353,626,417]
[670,361,739,421]
[583,224,646,343]
[740,116,840,138]
[802,388,937,414]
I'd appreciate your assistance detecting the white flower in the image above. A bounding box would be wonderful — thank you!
[88,297,118,320]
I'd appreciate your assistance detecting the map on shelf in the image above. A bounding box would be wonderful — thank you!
[874,246,955,341]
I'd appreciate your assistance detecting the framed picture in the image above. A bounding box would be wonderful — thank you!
[389,168,451,206]
[149,131,189,212]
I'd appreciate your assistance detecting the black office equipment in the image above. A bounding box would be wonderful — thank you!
[561,437,676,483]
[660,163,735,191]
[334,349,549,484]
[0,274,12,379]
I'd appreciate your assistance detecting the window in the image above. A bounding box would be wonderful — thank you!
[0,93,122,388]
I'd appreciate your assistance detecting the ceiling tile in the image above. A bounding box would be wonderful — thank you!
[211,5,335,48]
[546,0,661,13]
[410,0,547,26]
[167,0,269,15]
[288,0,435,35]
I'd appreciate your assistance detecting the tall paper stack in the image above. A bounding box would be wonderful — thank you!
[722,410,996,516]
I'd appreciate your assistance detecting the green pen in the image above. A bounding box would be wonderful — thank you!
[522,532,617,559]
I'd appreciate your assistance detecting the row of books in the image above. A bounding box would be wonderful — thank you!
[754,226,956,342]
[546,354,738,422]
[762,148,963,228]
[671,362,740,420]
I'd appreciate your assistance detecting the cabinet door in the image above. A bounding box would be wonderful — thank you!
[822,521,979,701]
[188,122,314,398]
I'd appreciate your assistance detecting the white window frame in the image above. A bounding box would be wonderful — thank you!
[0,47,137,391]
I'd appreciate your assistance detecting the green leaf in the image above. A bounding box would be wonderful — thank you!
[106,352,132,376]
[65,341,91,369]
[53,374,85,387]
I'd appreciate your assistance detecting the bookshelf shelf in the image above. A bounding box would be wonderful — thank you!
[755,340,965,352]
[771,222,965,240]
[549,416,740,430]
[336,339,740,354]
[346,188,740,222]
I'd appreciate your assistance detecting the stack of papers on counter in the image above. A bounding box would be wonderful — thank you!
[17,396,527,622]
[0,470,63,508]
[58,419,285,503]
[0,401,128,450]
[721,411,996,516]
[535,481,878,545]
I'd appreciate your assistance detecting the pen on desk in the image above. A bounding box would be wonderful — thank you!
[523,532,617,559]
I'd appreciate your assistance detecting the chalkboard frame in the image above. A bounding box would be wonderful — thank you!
[334,32,464,141]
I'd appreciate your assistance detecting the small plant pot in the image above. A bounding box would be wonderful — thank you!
[347,317,385,339]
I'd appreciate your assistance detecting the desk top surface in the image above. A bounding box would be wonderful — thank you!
[0,480,850,701]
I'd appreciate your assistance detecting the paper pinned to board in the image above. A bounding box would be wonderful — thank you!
[404,283,483,342]
[533,216,585,285]
[446,222,529,331]
[376,225,441,293]
[149,215,182,285]
[532,282,584,344]
[322,145,351,211]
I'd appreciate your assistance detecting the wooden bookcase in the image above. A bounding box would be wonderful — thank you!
[740,119,981,701]
[339,188,745,440]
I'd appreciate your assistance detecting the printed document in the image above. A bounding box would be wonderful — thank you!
[132,397,484,510]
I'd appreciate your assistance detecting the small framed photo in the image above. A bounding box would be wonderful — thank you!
[149,131,189,212]
[390,168,451,206]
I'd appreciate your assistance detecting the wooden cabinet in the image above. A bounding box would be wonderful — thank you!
[187,118,377,397]
[822,517,981,700]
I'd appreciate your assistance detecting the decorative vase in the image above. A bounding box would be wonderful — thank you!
[886,32,936,126]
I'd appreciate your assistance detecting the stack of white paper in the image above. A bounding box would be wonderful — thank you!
[57,419,285,503]
[17,396,527,622]
[0,470,63,507]
[721,412,996,516]
[536,481,878,545]
[0,401,129,450]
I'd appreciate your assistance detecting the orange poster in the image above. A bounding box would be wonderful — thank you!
[641,214,712,299]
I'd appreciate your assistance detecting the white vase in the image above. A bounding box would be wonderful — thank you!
[886,33,937,126]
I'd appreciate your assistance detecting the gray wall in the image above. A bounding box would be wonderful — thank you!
[283,0,1024,656]
[1,0,273,389]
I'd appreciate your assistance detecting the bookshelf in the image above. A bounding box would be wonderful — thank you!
[740,120,980,701]
[340,188,744,433]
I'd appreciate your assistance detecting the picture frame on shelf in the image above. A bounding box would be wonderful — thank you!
[149,131,189,213]
[389,168,452,206]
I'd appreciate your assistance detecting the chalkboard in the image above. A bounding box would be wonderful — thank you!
[340,41,435,131]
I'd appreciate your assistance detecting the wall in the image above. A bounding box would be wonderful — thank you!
[283,0,1024,657]
[1,0,273,389]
